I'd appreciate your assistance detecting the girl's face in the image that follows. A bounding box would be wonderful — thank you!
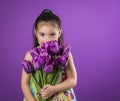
[35,22,61,46]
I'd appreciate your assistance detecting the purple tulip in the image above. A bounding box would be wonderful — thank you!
[44,64,53,73]
[30,48,39,58]
[58,55,69,70]
[59,44,64,55]
[53,58,59,66]
[41,42,49,51]
[48,40,60,54]
[32,58,41,70]
[45,55,51,64]
[21,60,34,74]
[37,48,50,65]
[62,44,71,56]
[38,53,46,66]
[59,56,66,66]
[22,40,71,73]
[38,47,47,54]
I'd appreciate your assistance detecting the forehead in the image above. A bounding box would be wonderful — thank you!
[37,21,59,30]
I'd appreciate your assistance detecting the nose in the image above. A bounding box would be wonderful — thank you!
[46,36,51,42]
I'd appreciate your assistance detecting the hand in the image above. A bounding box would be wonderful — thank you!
[40,84,55,99]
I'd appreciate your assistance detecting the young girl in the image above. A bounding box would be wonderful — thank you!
[21,9,77,101]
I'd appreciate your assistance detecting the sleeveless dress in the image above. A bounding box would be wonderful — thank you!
[22,41,77,101]
[23,71,77,101]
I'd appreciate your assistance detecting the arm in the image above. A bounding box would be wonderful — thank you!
[41,52,77,99]
[21,51,36,101]
[53,52,77,92]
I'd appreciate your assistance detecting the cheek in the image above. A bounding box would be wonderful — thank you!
[37,38,45,45]
[36,36,43,45]
[49,37,58,42]
[51,37,58,40]
[36,35,59,45]
[52,35,60,40]
[54,36,59,41]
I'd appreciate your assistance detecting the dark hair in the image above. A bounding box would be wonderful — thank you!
[33,9,64,47]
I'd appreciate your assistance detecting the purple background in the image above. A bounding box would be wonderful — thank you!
[0,0,120,101]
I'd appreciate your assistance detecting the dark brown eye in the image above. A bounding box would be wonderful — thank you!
[50,33,56,36]
[39,33,45,36]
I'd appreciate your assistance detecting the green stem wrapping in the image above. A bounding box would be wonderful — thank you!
[38,70,43,88]
[42,66,46,87]
[51,68,61,85]
[32,66,62,101]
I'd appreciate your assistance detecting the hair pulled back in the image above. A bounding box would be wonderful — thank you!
[33,9,63,47]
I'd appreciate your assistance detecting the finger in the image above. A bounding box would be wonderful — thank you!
[43,84,50,90]
[41,89,48,93]
[41,91,47,95]
[41,94,48,99]
[41,94,49,100]
[41,88,48,92]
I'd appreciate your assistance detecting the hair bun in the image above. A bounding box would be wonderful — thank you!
[41,9,53,15]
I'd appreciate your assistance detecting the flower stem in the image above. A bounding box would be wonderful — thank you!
[42,66,46,87]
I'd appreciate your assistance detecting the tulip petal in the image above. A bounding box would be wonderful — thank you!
[32,58,41,70]
[49,40,60,54]
[21,60,34,74]
[44,64,53,73]
[30,48,39,58]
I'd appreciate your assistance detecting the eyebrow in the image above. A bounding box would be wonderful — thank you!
[38,32,56,34]
[38,32,45,34]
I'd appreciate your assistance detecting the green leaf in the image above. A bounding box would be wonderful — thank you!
[42,68,47,86]
[34,71,40,83]
[51,69,62,85]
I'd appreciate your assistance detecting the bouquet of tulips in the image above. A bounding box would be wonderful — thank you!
[21,40,70,101]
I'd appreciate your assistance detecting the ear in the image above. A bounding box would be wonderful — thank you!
[34,29,37,37]
[59,29,62,37]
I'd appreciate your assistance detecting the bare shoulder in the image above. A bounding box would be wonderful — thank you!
[68,51,74,61]
[67,51,75,69]
[24,50,32,62]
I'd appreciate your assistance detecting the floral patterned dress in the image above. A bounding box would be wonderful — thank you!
[22,41,77,101]
[52,71,77,101]
[23,71,77,101]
